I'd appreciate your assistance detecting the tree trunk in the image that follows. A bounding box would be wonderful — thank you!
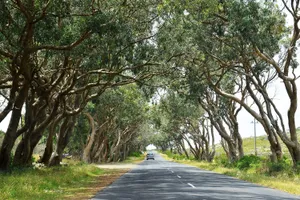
[13,133,31,167]
[233,121,244,159]
[40,123,56,165]
[287,145,300,167]
[48,116,75,166]
[0,84,28,170]
[180,140,189,159]
[82,113,96,163]
[267,131,282,162]
[214,118,238,162]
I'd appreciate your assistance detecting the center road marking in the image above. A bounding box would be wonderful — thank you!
[187,183,196,188]
[177,175,181,179]
[171,171,174,173]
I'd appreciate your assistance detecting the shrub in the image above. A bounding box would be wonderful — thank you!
[267,162,286,173]
[129,151,143,157]
[267,157,290,174]
[214,154,233,167]
[163,150,187,160]
[164,150,173,158]
[172,154,186,160]
[236,155,262,170]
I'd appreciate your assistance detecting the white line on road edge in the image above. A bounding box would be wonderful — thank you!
[177,175,181,179]
[187,183,195,188]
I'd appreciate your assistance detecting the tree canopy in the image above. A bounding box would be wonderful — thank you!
[1,0,300,170]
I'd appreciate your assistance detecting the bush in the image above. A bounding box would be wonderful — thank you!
[129,151,143,157]
[164,150,174,158]
[267,162,286,173]
[163,150,187,160]
[214,154,233,168]
[267,157,290,174]
[236,155,262,170]
[172,154,186,160]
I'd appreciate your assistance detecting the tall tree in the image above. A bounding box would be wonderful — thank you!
[0,0,162,170]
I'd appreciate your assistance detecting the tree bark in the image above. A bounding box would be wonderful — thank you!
[0,84,28,170]
[82,113,96,163]
[40,116,61,165]
[48,116,75,166]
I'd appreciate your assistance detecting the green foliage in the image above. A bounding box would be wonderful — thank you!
[68,83,151,157]
[236,155,262,170]
[149,90,204,151]
[149,132,172,151]
[67,114,89,156]
[227,0,286,55]
[267,156,290,174]
[129,151,143,157]
[214,154,234,168]
[267,162,287,174]
[163,150,187,160]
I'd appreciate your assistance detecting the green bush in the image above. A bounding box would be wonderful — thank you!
[129,151,143,157]
[267,162,286,173]
[214,154,233,167]
[267,157,290,174]
[163,150,187,160]
[172,154,186,160]
[236,155,262,170]
[164,150,173,158]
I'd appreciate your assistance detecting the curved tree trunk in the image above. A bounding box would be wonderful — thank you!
[0,84,28,170]
[48,116,75,166]
[40,117,61,165]
[82,113,96,163]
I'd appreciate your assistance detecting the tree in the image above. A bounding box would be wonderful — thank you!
[80,84,149,163]
[155,0,300,164]
[152,89,216,161]
[0,0,162,170]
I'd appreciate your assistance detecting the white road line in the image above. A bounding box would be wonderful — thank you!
[187,183,196,188]
[177,175,181,179]
[171,171,174,173]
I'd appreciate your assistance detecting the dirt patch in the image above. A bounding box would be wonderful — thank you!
[64,169,128,200]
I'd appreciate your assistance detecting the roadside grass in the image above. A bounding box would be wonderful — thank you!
[0,153,143,200]
[122,151,146,164]
[161,153,300,195]
[0,163,123,200]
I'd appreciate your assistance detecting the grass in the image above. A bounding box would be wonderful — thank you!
[0,153,144,200]
[0,163,126,200]
[161,153,300,195]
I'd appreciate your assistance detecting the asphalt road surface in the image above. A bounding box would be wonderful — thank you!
[92,153,300,200]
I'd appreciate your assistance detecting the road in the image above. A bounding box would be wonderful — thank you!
[92,153,300,200]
